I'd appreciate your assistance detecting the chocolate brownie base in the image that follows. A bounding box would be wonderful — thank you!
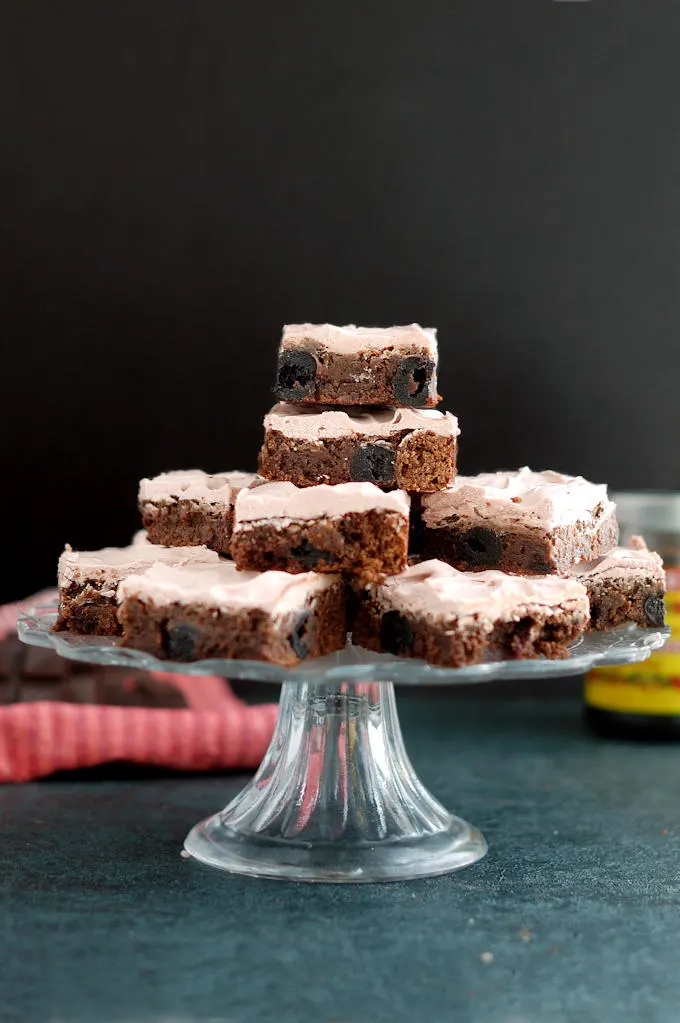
[566,543,666,630]
[585,576,666,630]
[118,578,347,666]
[352,598,489,666]
[421,511,619,575]
[231,510,409,584]
[142,501,233,556]
[55,583,121,636]
[258,429,456,492]
[351,593,584,667]
[275,345,440,407]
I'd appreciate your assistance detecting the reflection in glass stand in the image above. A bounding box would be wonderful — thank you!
[18,605,669,882]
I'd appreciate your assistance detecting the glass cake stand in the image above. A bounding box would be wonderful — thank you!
[18,605,669,884]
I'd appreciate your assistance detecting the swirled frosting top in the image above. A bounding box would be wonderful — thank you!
[138,470,256,507]
[567,545,664,583]
[422,467,615,530]
[374,559,589,624]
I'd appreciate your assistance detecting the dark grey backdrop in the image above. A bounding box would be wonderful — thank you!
[2,0,679,602]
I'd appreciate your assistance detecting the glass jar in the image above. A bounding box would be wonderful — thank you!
[584,492,680,739]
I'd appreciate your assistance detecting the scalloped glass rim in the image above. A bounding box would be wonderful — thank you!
[16,603,670,685]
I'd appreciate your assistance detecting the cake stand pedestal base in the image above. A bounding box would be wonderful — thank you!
[184,680,486,883]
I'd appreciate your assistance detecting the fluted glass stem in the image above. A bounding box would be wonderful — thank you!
[184,680,486,882]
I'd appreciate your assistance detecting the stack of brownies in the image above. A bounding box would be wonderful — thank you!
[55,324,667,668]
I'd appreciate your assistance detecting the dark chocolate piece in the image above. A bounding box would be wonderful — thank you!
[379,610,414,656]
[456,527,504,568]
[289,611,312,659]
[391,357,435,406]
[350,443,397,485]
[164,623,200,661]
[290,539,328,569]
[275,349,318,401]
[643,594,665,627]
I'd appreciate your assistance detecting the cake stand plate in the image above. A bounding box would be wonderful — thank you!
[18,605,669,883]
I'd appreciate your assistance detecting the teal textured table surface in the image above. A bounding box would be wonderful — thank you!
[2,691,679,1023]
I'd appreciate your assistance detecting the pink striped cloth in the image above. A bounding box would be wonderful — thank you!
[1,589,278,782]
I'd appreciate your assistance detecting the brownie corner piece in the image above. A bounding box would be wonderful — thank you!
[56,545,124,637]
[138,469,255,555]
[231,481,410,583]
[56,541,219,636]
[274,324,439,407]
[117,561,347,666]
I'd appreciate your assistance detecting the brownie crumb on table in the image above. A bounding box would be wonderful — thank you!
[55,540,219,636]
[351,559,590,668]
[231,480,410,584]
[421,467,619,575]
[117,561,347,666]
[138,469,255,556]
[259,403,459,492]
[274,324,440,407]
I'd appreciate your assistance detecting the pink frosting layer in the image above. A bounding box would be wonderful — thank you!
[567,545,665,584]
[235,481,410,526]
[214,470,257,497]
[374,559,589,626]
[281,323,437,356]
[422,467,615,531]
[138,470,256,508]
[264,403,459,441]
[58,542,219,597]
[118,561,338,617]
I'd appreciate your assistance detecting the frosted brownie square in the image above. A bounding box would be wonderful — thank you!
[566,538,666,630]
[352,559,590,667]
[231,481,410,584]
[118,561,347,666]
[259,403,459,492]
[56,541,219,636]
[138,469,255,555]
[421,468,619,574]
[274,324,440,407]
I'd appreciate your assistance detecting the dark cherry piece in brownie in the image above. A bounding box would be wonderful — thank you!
[274,324,440,407]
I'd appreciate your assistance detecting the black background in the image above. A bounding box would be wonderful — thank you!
[2,0,679,602]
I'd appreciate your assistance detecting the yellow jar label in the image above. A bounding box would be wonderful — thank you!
[585,579,680,716]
